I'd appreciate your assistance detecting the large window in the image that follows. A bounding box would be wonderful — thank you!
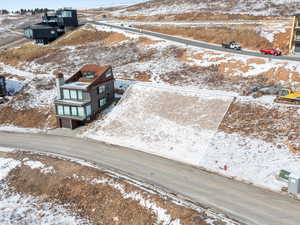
[57,105,86,118]
[98,85,105,94]
[78,91,83,100]
[62,11,72,18]
[71,106,78,116]
[99,98,107,107]
[63,89,70,99]
[57,105,64,115]
[63,89,84,101]
[86,105,92,116]
[63,106,70,115]
[78,107,85,117]
[70,90,77,99]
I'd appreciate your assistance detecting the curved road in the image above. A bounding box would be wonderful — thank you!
[1,131,300,225]
[89,21,300,62]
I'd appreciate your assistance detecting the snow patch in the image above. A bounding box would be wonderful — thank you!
[0,147,15,153]
[0,157,89,225]
[0,125,43,133]
[23,160,55,174]
[0,158,20,180]
[84,83,234,166]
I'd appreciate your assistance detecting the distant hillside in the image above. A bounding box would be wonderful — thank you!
[115,0,300,17]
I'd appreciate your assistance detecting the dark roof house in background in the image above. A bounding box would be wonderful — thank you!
[0,76,6,104]
[0,76,6,97]
[24,9,78,44]
[54,65,115,129]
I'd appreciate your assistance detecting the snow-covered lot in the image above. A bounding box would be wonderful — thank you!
[0,151,90,225]
[84,82,300,192]
[84,83,234,165]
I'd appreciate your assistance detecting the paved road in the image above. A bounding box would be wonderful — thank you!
[89,21,300,62]
[0,37,29,50]
[1,131,300,225]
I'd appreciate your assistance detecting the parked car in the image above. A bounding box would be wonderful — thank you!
[260,48,282,56]
[221,41,241,50]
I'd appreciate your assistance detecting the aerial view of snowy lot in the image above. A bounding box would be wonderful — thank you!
[1,0,300,224]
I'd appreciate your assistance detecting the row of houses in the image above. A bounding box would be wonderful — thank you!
[24,9,78,44]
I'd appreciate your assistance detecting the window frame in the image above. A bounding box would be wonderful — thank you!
[57,105,64,115]
[70,89,77,99]
[78,107,85,117]
[71,106,78,116]
[99,98,107,107]
[63,106,70,115]
[62,11,72,18]
[63,89,70,99]
[77,90,83,100]
[98,85,105,94]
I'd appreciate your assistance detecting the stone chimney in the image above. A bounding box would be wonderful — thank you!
[56,73,64,99]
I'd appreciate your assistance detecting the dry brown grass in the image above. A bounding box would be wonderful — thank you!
[220,102,300,152]
[134,72,152,81]
[0,25,126,66]
[0,106,56,128]
[0,44,55,66]
[116,12,270,22]
[52,26,112,47]
[260,67,300,82]
[273,28,291,52]
[138,36,163,46]
[135,25,272,50]
[103,32,131,46]
[246,58,266,65]
[6,152,218,225]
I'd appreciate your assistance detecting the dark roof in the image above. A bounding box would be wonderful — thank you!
[28,23,57,30]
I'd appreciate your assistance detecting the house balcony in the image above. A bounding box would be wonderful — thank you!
[54,98,90,107]
[55,99,92,121]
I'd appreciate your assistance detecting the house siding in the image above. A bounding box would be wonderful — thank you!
[90,79,115,115]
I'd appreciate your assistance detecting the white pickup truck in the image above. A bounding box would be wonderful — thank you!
[221,41,241,50]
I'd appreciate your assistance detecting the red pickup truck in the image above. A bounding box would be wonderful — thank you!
[260,49,282,56]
